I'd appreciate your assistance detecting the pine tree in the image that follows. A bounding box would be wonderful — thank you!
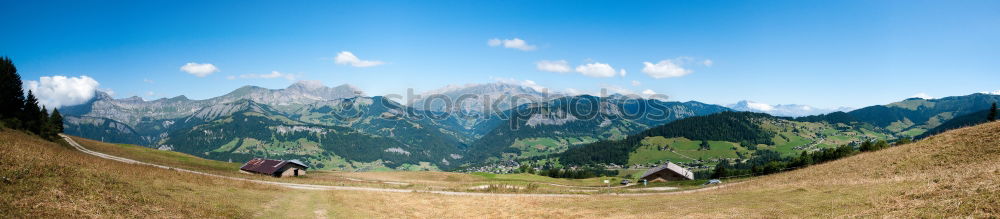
[989,102,997,122]
[39,106,52,139]
[711,162,728,178]
[23,90,42,135]
[50,108,64,133]
[0,57,25,125]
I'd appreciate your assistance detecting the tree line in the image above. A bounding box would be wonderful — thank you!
[517,164,618,179]
[0,57,63,140]
[710,139,905,179]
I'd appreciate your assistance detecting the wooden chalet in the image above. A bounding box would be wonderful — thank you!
[639,162,694,182]
[240,158,309,177]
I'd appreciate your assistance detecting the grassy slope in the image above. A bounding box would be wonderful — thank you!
[72,136,618,190]
[627,120,888,168]
[0,130,288,217]
[325,122,1000,217]
[4,121,999,217]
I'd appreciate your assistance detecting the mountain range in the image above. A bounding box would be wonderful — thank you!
[59,80,1000,172]
[61,81,727,170]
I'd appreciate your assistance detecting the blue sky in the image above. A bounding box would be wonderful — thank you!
[2,0,998,109]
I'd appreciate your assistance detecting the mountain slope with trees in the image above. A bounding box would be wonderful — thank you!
[797,95,1000,137]
[559,111,781,166]
[461,95,730,162]
[914,105,995,139]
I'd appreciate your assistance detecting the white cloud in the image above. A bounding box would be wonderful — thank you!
[703,59,714,67]
[487,38,536,51]
[744,101,776,111]
[596,85,667,100]
[575,62,620,78]
[180,62,219,77]
[25,76,101,109]
[494,78,548,92]
[146,91,156,97]
[334,51,385,67]
[726,100,852,117]
[536,60,571,73]
[980,90,1000,95]
[641,89,657,96]
[642,59,692,79]
[520,80,546,92]
[631,80,641,86]
[619,69,627,77]
[235,71,297,81]
[143,79,154,83]
[911,93,933,99]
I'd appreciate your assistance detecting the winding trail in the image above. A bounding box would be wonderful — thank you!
[60,134,739,197]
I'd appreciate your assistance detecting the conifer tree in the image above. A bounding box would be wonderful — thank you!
[0,57,25,125]
[39,106,52,139]
[989,102,997,122]
[50,108,64,133]
[23,90,42,135]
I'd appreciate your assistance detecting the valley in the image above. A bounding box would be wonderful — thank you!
[58,80,1000,179]
[4,118,998,217]
[5,2,998,217]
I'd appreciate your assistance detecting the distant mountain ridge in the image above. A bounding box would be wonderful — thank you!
[61,81,726,171]
[58,79,1000,171]
[797,94,1000,137]
[461,95,730,162]
[727,100,851,117]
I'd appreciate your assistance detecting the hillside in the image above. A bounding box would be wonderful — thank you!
[343,121,1000,217]
[3,121,998,217]
[461,96,729,163]
[800,93,1000,137]
[0,129,285,217]
[160,100,462,171]
[559,111,889,169]
[915,108,991,139]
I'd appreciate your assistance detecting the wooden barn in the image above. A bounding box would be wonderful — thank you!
[240,158,309,177]
[639,162,694,182]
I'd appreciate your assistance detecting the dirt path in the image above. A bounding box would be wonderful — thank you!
[60,134,739,197]
[539,182,634,189]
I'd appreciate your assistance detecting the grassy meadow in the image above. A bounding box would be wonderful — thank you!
[2,121,999,217]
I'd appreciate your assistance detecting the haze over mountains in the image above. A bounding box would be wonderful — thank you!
[57,80,1000,172]
[726,100,852,117]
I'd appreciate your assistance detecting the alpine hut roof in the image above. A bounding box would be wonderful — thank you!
[240,158,308,175]
[640,162,694,181]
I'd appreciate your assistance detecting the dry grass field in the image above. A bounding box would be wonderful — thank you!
[0,130,287,217]
[2,121,999,218]
[68,137,651,193]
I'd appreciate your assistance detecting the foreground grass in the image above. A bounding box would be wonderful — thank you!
[304,121,1000,217]
[0,130,288,217]
[72,137,637,193]
[4,121,999,217]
